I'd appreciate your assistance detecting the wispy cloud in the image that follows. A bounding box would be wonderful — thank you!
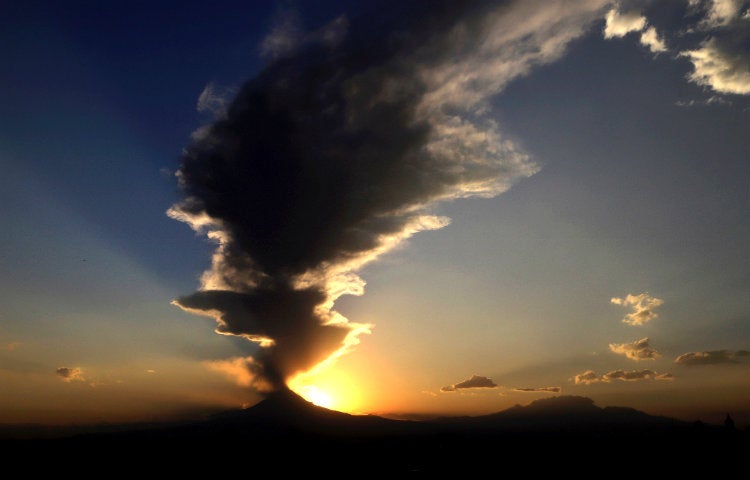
[196,82,235,117]
[611,293,664,326]
[259,8,304,59]
[574,369,673,384]
[695,0,748,29]
[441,374,499,393]
[609,337,660,360]
[675,95,733,107]
[512,386,561,393]
[675,349,750,365]
[55,366,85,383]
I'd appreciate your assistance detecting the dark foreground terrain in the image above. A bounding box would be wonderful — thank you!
[3,390,746,473]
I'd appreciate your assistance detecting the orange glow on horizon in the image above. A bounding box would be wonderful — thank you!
[288,368,363,413]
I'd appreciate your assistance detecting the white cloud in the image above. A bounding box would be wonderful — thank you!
[680,38,750,95]
[675,349,750,365]
[698,0,747,29]
[603,8,647,38]
[639,26,667,53]
[611,293,664,326]
[441,374,499,392]
[609,337,661,360]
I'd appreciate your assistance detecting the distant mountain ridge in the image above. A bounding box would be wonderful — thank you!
[2,390,746,473]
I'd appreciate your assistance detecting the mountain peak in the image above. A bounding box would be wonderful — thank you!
[210,386,353,429]
[524,395,598,411]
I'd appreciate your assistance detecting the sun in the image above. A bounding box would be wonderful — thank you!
[297,385,334,409]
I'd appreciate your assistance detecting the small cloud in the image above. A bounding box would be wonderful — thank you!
[196,82,235,117]
[609,337,661,361]
[55,367,85,383]
[441,374,499,393]
[603,8,647,38]
[680,38,750,95]
[602,369,656,381]
[260,8,304,59]
[512,386,561,393]
[574,369,673,384]
[639,26,667,53]
[675,95,733,107]
[675,349,750,365]
[611,293,664,326]
[573,370,601,385]
[146,369,156,374]
[421,390,438,397]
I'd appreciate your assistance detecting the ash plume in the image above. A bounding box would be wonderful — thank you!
[170,0,608,391]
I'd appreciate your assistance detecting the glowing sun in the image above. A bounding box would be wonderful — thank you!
[298,385,334,409]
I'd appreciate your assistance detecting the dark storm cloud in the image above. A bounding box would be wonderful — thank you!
[675,349,750,365]
[441,375,499,392]
[170,0,608,390]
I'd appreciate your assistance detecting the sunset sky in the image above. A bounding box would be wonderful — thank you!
[1,0,748,428]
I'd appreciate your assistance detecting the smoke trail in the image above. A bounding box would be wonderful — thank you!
[169,0,608,391]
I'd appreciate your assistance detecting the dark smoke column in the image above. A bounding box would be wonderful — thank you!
[169,0,605,392]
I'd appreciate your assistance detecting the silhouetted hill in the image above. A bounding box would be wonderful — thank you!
[436,395,684,434]
[2,394,747,473]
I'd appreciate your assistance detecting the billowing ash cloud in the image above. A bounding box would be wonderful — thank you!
[609,337,660,360]
[441,374,499,392]
[675,349,750,365]
[169,0,611,391]
[610,293,664,326]
[55,366,85,383]
[512,386,561,393]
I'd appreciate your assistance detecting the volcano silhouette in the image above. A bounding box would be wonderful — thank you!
[209,386,407,437]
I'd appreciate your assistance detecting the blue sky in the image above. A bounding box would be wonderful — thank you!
[1,0,748,426]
